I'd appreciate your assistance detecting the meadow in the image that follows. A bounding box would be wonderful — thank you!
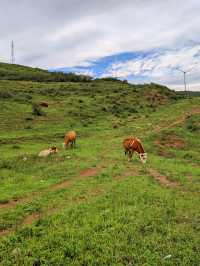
[0,74,200,265]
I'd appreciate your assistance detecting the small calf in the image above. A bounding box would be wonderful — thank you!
[38,146,58,157]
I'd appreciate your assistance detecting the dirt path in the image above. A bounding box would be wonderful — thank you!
[80,168,98,177]
[0,167,140,237]
[0,183,105,238]
[0,167,99,211]
[154,108,200,133]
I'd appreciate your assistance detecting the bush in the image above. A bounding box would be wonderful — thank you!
[14,93,32,104]
[12,145,20,149]
[0,160,12,170]
[24,125,33,130]
[186,115,200,132]
[32,103,44,116]
[0,90,13,99]
[25,117,33,121]
[102,107,108,112]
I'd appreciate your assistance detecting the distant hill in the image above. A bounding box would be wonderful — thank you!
[0,78,182,126]
[0,62,186,102]
[0,62,92,82]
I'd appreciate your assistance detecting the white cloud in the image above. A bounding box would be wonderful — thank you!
[75,69,95,76]
[0,0,200,89]
[102,45,200,90]
[1,0,200,67]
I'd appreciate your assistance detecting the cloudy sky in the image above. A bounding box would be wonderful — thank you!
[1,0,200,90]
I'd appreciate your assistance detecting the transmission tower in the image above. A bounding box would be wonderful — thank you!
[10,40,15,64]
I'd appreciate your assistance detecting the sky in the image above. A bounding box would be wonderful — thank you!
[1,0,200,90]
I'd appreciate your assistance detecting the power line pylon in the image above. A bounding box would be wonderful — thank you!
[10,40,15,64]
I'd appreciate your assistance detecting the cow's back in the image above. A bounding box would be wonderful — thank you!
[64,130,76,142]
[123,138,132,150]
[38,149,51,157]
[123,137,143,153]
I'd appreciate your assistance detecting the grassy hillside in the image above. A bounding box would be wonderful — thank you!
[0,73,200,265]
[0,62,91,82]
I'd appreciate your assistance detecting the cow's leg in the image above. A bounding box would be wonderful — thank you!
[124,149,127,156]
[128,150,132,161]
[71,140,75,148]
[73,139,76,148]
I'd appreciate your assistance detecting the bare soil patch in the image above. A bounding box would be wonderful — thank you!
[149,168,180,188]
[167,136,185,149]
[155,135,185,150]
[114,169,140,181]
[157,150,173,158]
[23,213,41,225]
[80,167,98,177]
[50,180,72,191]
[0,192,38,210]
[187,175,193,181]
[0,199,19,210]
[0,228,13,237]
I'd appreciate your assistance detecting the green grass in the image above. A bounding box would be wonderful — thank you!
[0,76,200,265]
[0,62,92,82]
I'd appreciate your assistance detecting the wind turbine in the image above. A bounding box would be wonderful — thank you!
[177,69,187,93]
[177,67,193,96]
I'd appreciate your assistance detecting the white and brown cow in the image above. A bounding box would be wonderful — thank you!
[123,137,147,163]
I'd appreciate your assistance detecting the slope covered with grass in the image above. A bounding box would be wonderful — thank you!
[0,62,91,82]
[0,75,200,265]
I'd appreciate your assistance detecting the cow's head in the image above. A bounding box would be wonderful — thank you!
[139,153,147,163]
[50,146,58,154]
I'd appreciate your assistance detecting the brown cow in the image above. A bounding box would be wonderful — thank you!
[40,101,49,107]
[123,137,147,163]
[63,131,76,149]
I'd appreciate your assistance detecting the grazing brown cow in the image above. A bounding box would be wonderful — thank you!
[63,131,76,149]
[123,137,147,163]
[40,101,49,107]
[38,146,58,157]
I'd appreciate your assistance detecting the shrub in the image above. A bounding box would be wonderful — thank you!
[24,125,33,130]
[32,103,44,116]
[102,107,108,112]
[0,160,12,170]
[14,93,32,104]
[186,115,200,132]
[0,90,13,99]
[12,145,20,149]
[25,117,33,121]
[0,199,9,204]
